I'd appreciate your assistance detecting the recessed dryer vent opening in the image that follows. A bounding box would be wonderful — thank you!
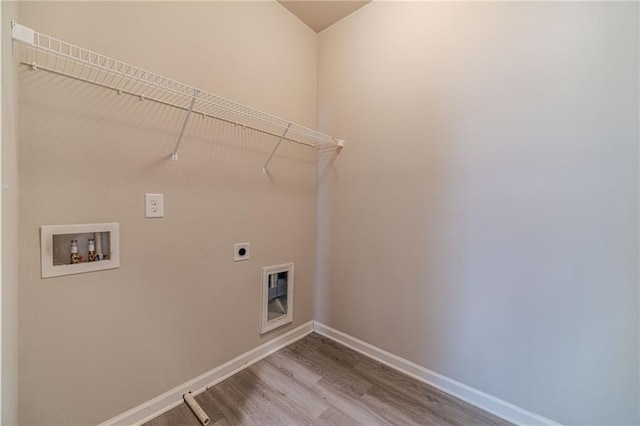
[261,263,294,334]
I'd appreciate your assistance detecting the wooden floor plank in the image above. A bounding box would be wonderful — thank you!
[249,359,329,420]
[363,383,461,426]
[354,359,513,426]
[207,369,313,425]
[264,349,323,388]
[284,341,373,396]
[144,333,512,426]
[193,390,228,425]
[312,406,360,426]
[143,402,201,426]
[311,378,392,425]
[302,334,367,368]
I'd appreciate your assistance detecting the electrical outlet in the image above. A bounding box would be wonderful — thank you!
[234,242,250,261]
[145,193,164,218]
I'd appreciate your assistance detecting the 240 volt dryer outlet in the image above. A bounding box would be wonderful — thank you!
[234,243,250,261]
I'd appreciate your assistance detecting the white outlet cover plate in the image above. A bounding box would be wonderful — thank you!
[234,242,250,261]
[145,193,164,218]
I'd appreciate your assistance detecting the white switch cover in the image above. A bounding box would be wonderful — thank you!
[145,193,164,218]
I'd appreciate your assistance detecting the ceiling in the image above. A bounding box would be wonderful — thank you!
[278,0,370,33]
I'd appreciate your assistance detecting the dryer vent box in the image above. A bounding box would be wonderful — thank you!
[261,263,294,334]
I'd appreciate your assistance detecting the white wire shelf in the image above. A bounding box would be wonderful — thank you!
[11,21,344,168]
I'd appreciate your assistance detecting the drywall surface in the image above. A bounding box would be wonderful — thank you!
[2,2,19,425]
[317,2,639,424]
[17,2,317,424]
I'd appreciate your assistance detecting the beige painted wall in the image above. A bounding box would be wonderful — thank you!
[2,2,20,425]
[16,2,317,424]
[317,2,639,424]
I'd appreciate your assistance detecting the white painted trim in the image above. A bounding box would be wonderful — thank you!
[261,263,294,334]
[40,223,120,278]
[99,321,314,426]
[313,322,560,426]
[0,9,4,425]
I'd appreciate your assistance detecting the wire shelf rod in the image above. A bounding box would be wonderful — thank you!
[32,43,330,145]
[12,21,345,156]
[19,59,315,148]
[263,123,292,174]
[171,89,199,161]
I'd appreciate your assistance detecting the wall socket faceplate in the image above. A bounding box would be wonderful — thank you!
[145,193,164,218]
[234,242,250,261]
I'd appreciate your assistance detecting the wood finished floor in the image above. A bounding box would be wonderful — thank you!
[144,333,512,426]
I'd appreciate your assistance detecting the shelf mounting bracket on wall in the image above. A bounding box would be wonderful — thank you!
[263,123,292,174]
[171,89,199,161]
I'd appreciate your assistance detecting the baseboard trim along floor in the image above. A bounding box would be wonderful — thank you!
[98,321,314,426]
[100,319,558,426]
[313,322,559,426]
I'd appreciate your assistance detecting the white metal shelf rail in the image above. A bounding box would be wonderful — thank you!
[11,22,344,172]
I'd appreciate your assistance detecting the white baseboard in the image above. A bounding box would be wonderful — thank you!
[99,321,314,426]
[313,322,559,426]
[99,320,557,426]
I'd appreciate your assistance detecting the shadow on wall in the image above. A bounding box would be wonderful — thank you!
[18,67,315,193]
[18,54,318,425]
[314,140,341,324]
[314,2,639,424]
[314,90,464,373]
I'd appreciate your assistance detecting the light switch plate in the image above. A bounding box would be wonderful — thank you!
[145,193,164,218]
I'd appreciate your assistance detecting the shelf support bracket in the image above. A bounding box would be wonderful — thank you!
[171,89,199,161]
[12,21,35,45]
[263,123,292,173]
